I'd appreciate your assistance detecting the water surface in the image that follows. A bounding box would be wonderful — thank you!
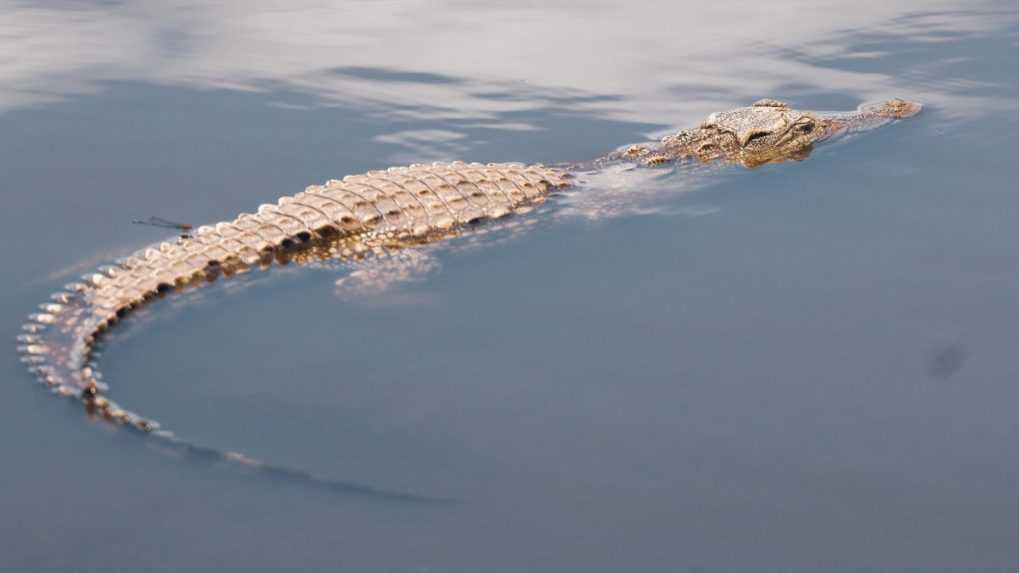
[3,1,1019,571]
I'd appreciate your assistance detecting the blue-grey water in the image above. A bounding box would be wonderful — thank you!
[3,2,1019,571]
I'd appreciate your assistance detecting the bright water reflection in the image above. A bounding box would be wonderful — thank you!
[3,1,1019,572]
[2,0,1014,125]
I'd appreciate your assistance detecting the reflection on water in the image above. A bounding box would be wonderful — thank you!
[3,0,1015,126]
[3,1,1019,572]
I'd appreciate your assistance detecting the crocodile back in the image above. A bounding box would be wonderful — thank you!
[20,161,569,431]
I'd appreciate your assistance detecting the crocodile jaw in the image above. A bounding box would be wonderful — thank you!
[648,98,922,168]
[861,98,923,119]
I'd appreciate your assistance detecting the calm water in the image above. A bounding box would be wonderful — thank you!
[3,2,1019,571]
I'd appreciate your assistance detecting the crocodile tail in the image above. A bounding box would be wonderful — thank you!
[15,162,571,500]
[16,276,443,502]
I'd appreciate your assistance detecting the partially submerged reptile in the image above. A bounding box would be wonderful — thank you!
[17,98,921,489]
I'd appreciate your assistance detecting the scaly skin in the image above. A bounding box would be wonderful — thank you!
[17,98,921,482]
[616,98,921,168]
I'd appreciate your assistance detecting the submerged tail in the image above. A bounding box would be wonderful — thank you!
[17,274,447,503]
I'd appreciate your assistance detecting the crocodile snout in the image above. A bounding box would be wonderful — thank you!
[867,98,923,119]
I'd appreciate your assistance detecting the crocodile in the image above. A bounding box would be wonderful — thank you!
[17,98,921,492]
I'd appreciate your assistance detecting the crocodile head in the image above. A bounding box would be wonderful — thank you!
[654,98,922,168]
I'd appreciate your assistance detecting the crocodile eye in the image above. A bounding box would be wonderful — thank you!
[795,122,815,134]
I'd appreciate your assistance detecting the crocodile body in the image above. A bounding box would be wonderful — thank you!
[17,98,921,480]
